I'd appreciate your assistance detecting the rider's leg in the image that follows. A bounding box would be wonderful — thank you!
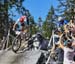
[21,23,25,31]
[21,26,28,40]
[21,23,25,40]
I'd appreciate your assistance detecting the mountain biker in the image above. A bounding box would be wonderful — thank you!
[13,15,28,33]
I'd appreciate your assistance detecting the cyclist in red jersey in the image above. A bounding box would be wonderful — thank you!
[13,16,27,31]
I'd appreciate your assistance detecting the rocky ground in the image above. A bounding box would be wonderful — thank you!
[0,50,41,64]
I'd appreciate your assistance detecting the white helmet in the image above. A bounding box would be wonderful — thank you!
[58,17,63,21]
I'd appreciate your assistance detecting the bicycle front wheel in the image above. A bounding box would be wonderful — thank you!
[12,37,21,53]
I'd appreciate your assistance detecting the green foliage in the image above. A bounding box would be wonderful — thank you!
[29,16,37,35]
[57,0,75,20]
[46,6,55,20]
[42,21,55,39]
[29,16,35,24]
[0,0,25,39]
[30,24,37,35]
[42,6,56,39]
[37,17,43,33]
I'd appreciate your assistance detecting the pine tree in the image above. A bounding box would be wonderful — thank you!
[57,0,75,20]
[42,6,56,39]
[29,16,37,35]
[38,17,43,33]
[0,0,25,39]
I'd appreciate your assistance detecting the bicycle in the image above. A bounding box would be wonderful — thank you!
[12,28,31,53]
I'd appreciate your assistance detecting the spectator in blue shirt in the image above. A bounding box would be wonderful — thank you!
[58,17,69,27]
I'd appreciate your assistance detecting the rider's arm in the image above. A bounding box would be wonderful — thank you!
[13,19,19,30]
[64,24,69,33]
[50,31,55,52]
[59,34,64,49]
[51,43,55,52]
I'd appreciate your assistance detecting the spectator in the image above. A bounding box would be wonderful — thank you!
[59,34,75,64]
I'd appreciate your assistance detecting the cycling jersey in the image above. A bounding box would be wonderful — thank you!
[15,16,27,31]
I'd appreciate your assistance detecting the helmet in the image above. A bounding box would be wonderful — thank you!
[58,17,63,21]
[20,16,27,23]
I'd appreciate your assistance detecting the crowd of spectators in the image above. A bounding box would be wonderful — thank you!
[50,17,75,64]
